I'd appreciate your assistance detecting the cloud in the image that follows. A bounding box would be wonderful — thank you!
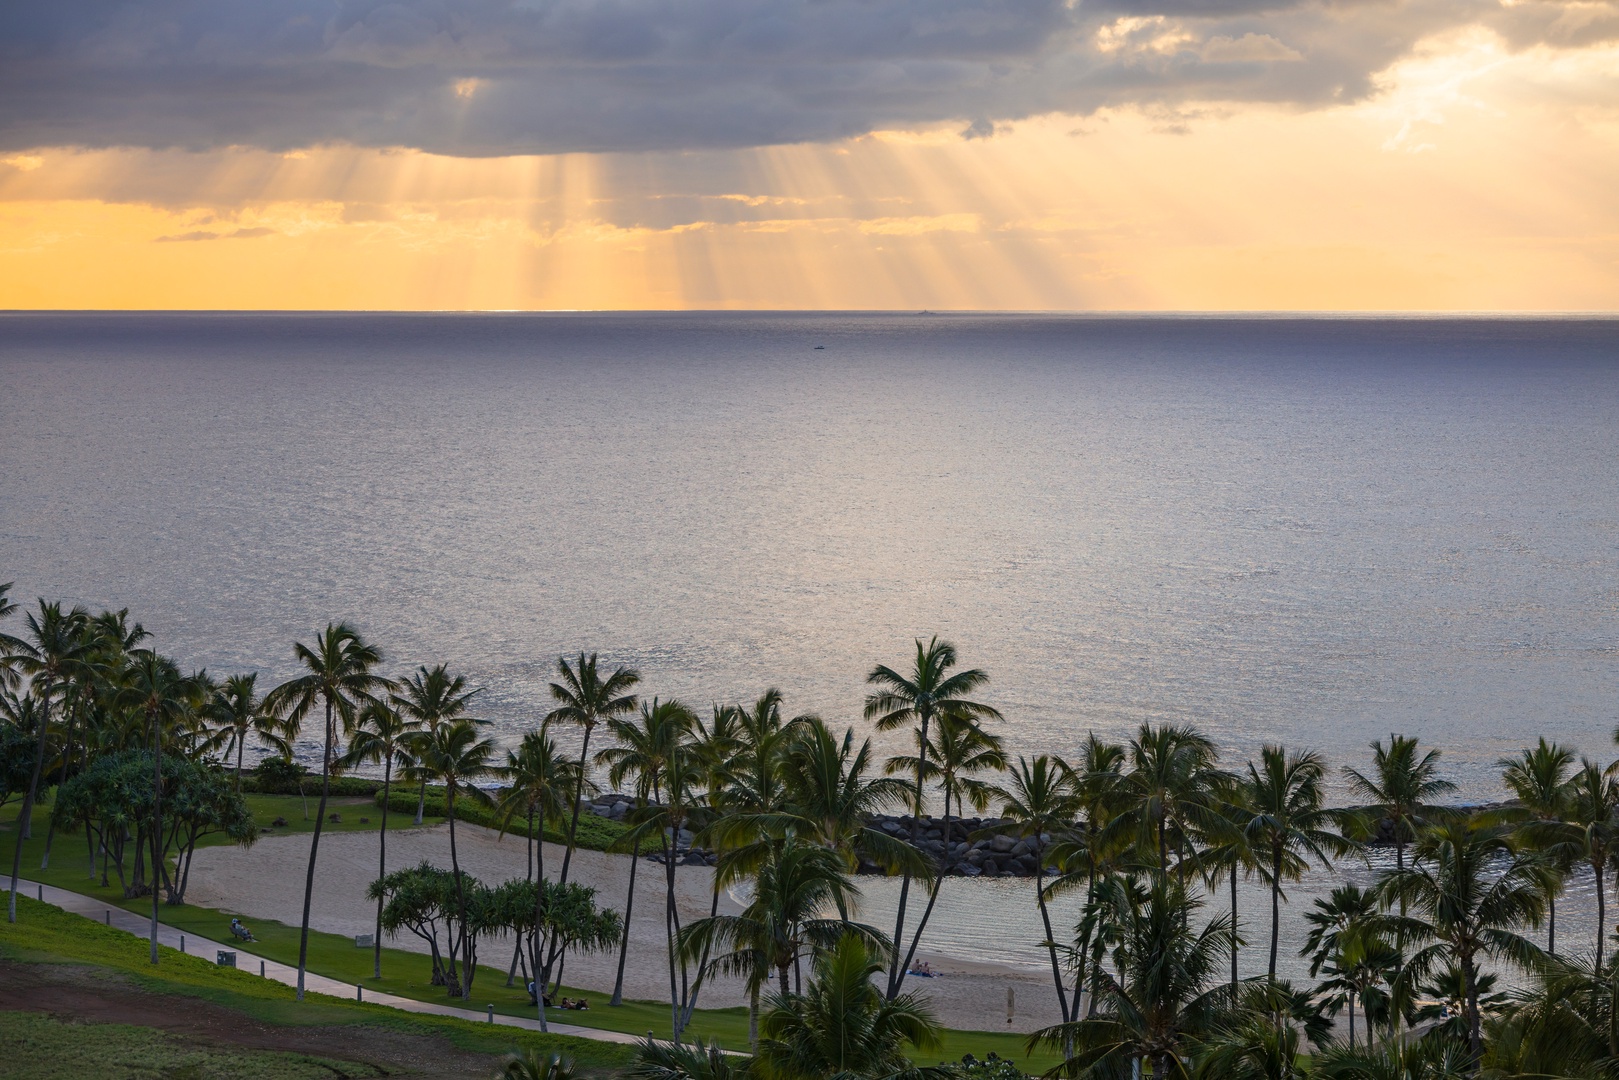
[156,225,276,242]
[0,0,1614,157]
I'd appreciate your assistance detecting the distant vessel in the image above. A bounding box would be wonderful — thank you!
[814,345,825,349]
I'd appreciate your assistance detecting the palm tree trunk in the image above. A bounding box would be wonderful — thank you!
[1463,955,1482,1061]
[898,801,954,988]
[1597,862,1607,973]
[7,676,51,924]
[1268,849,1282,982]
[414,775,427,825]
[447,788,473,1000]
[559,725,593,888]
[1230,863,1239,989]
[678,879,721,1030]
[748,982,760,1050]
[373,756,391,980]
[534,815,548,1030]
[1548,894,1556,955]
[296,699,336,1001]
[664,831,681,1043]
[41,697,77,870]
[1033,843,1071,1022]
[236,732,246,792]
[1349,989,1356,1049]
[610,833,641,1006]
[149,705,162,963]
[887,714,928,1000]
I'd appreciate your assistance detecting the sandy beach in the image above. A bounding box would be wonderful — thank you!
[186,822,1067,1034]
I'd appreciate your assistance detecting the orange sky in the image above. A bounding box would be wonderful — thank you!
[3,28,1616,311]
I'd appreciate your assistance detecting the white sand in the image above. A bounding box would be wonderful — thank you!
[185,822,1067,1034]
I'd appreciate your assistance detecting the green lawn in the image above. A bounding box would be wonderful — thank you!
[2,796,1057,1071]
[0,892,635,1073]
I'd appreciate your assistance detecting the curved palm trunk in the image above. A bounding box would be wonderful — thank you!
[559,725,593,887]
[610,833,641,1006]
[235,731,246,792]
[663,826,682,1042]
[534,817,547,1030]
[150,705,162,964]
[373,756,392,980]
[7,677,51,924]
[1597,858,1608,973]
[886,713,928,1000]
[296,698,336,1001]
[1032,841,1071,1022]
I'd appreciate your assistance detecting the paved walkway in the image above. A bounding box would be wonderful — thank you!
[5,878,642,1046]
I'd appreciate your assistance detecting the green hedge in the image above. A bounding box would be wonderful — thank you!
[242,775,386,797]
[374,788,630,853]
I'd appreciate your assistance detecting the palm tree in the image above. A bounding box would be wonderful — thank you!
[1055,733,1127,1018]
[683,838,882,1046]
[499,1050,578,1080]
[264,623,388,1001]
[778,719,918,881]
[1033,875,1237,1080]
[1378,814,1555,1061]
[6,599,90,923]
[391,664,483,825]
[756,932,943,1080]
[1343,735,1455,874]
[497,725,584,1022]
[628,1038,746,1080]
[1497,738,1576,954]
[202,673,289,791]
[1102,723,1229,880]
[411,717,500,999]
[1563,759,1619,970]
[991,754,1078,1021]
[546,652,640,886]
[0,583,25,690]
[1314,919,1400,1050]
[1238,745,1356,982]
[115,648,202,961]
[864,636,1001,999]
[1203,778,1259,991]
[341,699,418,980]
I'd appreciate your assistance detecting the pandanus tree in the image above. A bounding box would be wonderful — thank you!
[864,635,1001,999]
[6,599,90,924]
[411,716,500,1000]
[1237,745,1357,982]
[756,932,943,1080]
[341,699,418,980]
[545,652,640,887]
[1497,738,1576,954]
[991,753,1079,1022]
[392,664,483,826]
[1377,814,1555,1062]
[114,649,203,961]
[202,673,289,791]
[265,623,388,1001]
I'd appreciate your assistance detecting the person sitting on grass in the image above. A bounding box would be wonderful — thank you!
[525,982,556,1008]
[229,918,254,942]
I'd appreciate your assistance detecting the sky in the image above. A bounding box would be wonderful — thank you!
[2,1,1616,310]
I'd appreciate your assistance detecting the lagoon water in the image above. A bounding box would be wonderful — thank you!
[4,311,1618,979]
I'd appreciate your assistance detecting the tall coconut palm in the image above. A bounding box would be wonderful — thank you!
[682,838,882,1046]
[411,717,500,999]
[1033,875,1237,1080]
[1378,814,1555,1061]
[341,699,418,980]
[1497,738,1576,954]
[1058,733,1127,1017]
[497,726,584,1023]
[992,754,1079,1021]
[1202,777,1259,991]
[6,599,90,923]
[1563,759,1619,970]
[756,932,942,1080]
[778,719,918,881]
[1238,745,1357,982]
[545,652,640,887]
[1343,735,1455,873]
[202,673,289,791]
[0,583,24,690]
[1101,723,1229,882]
[392,664,483,826]
[264,623,388,1001]
[115,649,202,962]
[864,636,1001,999]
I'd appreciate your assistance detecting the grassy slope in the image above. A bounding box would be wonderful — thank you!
[2,797,1057,1071]
[0,892,635,1072]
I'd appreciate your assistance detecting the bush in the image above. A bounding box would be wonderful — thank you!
[374,788,629,853]
[244,758,385,797]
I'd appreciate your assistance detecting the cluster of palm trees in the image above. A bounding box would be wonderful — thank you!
[11,587,1619,1079]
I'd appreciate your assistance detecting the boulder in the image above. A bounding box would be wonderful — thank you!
[989,834,1017,854]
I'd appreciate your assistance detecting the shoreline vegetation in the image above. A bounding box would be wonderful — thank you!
[3,587,1618,1080]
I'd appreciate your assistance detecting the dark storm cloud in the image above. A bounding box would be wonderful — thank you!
[0,0,1611,155]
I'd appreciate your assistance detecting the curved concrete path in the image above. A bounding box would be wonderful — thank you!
[4,878,641,1046]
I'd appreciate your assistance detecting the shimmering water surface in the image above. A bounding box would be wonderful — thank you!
[4,312,1617,979]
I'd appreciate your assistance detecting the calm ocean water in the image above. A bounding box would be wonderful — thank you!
[4,311,1617,977]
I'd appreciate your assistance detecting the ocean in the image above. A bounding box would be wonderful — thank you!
[3,311,1617,978]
